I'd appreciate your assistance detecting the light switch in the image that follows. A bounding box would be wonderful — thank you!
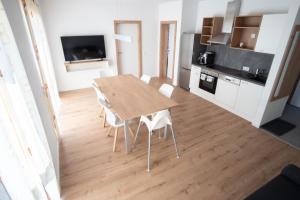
[251,33,256,39]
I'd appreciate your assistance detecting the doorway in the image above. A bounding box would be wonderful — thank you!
[114,20,142,78]
[159,21,177,81]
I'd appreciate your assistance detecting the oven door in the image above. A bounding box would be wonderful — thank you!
[199,73,218,94]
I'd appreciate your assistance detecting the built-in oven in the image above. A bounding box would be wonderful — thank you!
[199,69,219,94]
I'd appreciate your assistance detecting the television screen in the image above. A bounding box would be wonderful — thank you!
[61,35,106,62]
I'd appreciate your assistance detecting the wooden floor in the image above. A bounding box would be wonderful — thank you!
[59,78,300,200]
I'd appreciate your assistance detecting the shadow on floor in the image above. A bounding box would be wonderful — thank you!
[261,104,300,150]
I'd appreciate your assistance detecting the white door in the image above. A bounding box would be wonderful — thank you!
[167,24,176,79]
[118,24,139,77]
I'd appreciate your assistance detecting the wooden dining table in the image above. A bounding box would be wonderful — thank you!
[94,74,178,153]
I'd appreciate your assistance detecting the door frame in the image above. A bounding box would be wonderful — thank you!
[159,20,177,81]
[114,20,143,78]
[271,25,300,101]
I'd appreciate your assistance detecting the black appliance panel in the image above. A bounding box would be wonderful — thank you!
[199,71,218,94]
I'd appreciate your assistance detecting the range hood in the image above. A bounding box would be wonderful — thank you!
[208,0,241,45]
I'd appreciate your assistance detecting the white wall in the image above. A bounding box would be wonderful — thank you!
[39,0,159,91]
[157,0,183,85]
[239,0,294,15]
[196,0,229,32]
[196,0,295,32]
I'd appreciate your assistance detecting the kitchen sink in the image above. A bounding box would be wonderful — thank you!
[246,74,267,83]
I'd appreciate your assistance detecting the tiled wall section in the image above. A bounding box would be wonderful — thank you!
[207,44,274,76]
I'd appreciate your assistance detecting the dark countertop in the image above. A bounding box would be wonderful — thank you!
[192,63,267,86]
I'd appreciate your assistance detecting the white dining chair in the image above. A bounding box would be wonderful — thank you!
[98,98,135,152]
[92,82,107,128]
[141,74,152,84]
[159,83,174,98]
[134,109,179,171]
[156,83,175,138]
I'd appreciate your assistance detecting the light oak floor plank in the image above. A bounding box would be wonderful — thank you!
[59,78,300,200]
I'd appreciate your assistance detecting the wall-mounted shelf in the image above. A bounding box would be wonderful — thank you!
[234,16,262,27]
[234,27,260,29]
[230,16,262,51]
[200,17,223,45]
[200,35,212,45]
[65,59,109,72]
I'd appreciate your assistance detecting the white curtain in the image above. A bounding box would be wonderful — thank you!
[23,0,61,115]
[0,2,60,200]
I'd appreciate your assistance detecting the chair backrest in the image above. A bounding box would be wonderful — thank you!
[92,82,119,126]
[92,82,106,102]
[159,83,174,98]
[97,98,120,126]
[141,74,151,84]
[151,110,172,131]
[103,106,119,126]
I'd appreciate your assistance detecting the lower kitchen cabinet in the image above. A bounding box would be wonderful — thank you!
[215,75,240,109]
[189,65,201,90]
[189,65,265,123]
[234,80,264,121]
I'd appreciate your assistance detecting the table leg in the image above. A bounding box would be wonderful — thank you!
[124,120,131,154]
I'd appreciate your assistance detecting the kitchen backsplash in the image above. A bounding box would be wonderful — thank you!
[206,44,274,77]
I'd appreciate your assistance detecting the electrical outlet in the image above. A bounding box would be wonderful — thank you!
[251,33,256,39]
[242,66,250,72]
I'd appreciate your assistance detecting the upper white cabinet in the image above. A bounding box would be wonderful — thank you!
[234,80,264,121]
[255,14,287,54]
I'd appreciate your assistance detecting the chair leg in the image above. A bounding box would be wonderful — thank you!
[99,107,104,118]
[147,131,152,172]
[134,121,142,144]
[107,126,112,137]
[158,129,161,139]
[163,125,168,140]
[128,127,135,138]
[170,125,179,159]
[113,127,119,152]
[103,113,106,128]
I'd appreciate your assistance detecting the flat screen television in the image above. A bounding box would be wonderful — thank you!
[61,35,106,62]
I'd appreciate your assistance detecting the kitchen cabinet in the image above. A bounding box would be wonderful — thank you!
[200,17,223,45]
[215,75,240,108]
[230,16,262,51]
[255,14,287,54]
[189,65,201,90]
[235,80,264,121]
[189,66,265,123]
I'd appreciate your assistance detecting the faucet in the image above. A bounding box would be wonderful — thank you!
[255,68,265,77]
